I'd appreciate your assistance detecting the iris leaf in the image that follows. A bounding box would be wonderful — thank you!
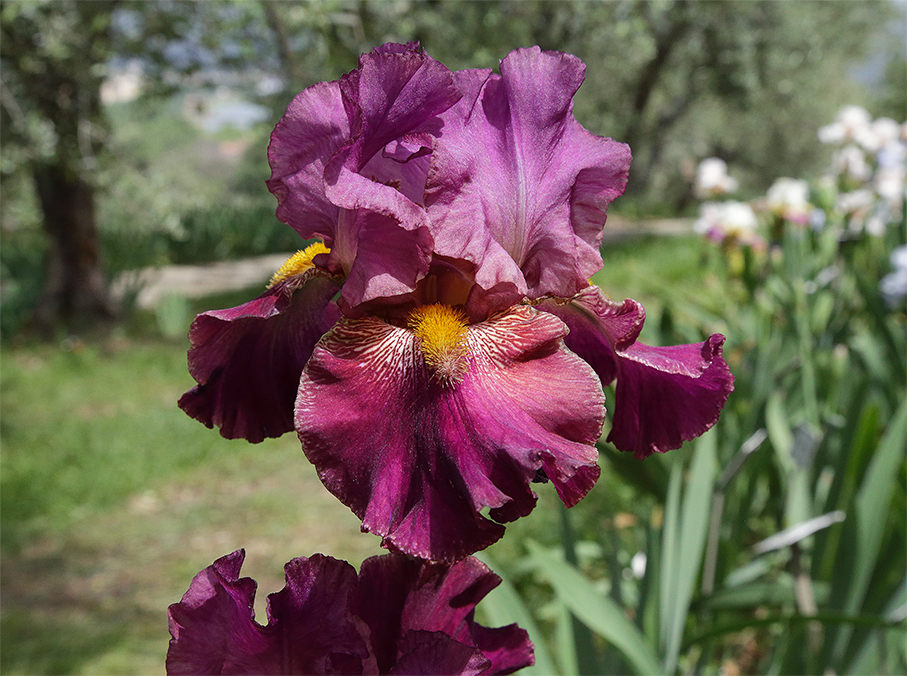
[660,432,717,673]
[476,552,558,676]
[526,542,662,676]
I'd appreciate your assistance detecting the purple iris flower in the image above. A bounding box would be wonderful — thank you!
[179,43,733,562]
[166,549,533,675]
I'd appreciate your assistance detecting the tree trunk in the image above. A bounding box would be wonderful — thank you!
[31,162,112,335]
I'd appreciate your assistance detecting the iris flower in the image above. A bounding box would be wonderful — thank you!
[167,549,533,675]
[179,43,733,562]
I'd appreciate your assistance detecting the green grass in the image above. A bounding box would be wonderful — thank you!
[0,335,387,675]
[593,235,730,342]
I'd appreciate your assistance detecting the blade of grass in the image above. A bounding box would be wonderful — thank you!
[850,399,907,609]
[662,432,717,674]
[526,542,663,676]
[833,398,907,664]
[476,552,558,676]
[683,611,905,650]
[766,392,811,526]
[554,602,579,676]
[558,503,600,675]
[848,576,907,676]
[658,455,682,653]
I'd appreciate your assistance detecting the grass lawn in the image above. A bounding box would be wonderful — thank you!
[0,338,388,675]
[0,234,713,674]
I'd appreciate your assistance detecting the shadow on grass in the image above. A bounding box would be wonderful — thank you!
[1,543,159,675]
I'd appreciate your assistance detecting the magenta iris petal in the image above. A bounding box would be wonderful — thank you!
[166,550,281,675]
[607,334,732,458]
[167,550,369,675]
[389,632,488,676]
[333,210,435,311]
[470,624,537,676]
[269,43,461,310]
[267,80,349,244]
[265,555,372,674]
[355,554,533,675]
[167,551,533,675]
[542,286,734,458]
[179,275,340,443]
[425,47,631,309]
[336,44,460,171]
[296,306,604,562]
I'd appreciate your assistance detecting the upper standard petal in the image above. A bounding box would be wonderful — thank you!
[425,47,631,308]
[268,43,460,310]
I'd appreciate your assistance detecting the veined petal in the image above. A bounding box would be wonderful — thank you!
[426,47,631,308]
[295,305,604,562]
[179,272,340,443]
[541,286,734,459]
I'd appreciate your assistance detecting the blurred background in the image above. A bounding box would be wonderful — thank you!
[1,1,905,674]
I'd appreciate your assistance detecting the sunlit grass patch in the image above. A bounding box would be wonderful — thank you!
[0,336,387,675]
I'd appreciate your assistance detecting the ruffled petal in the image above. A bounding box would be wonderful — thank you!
[426,47,631,308]
[167,551,370,675]
[270,43,460,310]
[267,80,349,243]
[265,555,370,674]
[355,554,533,675]
[167,550,280,675]
[470,624,535,676]
[179,273,340,443]
[337,43,460,172]
[168,551,532,675]
[296,305,604,562]
[541,286,734,459]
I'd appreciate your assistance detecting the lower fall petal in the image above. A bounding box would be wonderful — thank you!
[541,286,734,459]
[295,305,604,562]
[607,334,733,458]
[179,272,340,443]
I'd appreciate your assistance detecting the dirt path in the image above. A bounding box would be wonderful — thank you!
[112,253,290,309]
